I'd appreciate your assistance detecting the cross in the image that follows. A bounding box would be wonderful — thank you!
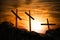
[41,19,56,30]
[25,10,35,32]
[11,9,22,28]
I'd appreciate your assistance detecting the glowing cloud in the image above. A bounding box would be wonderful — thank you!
[31,20,47,33]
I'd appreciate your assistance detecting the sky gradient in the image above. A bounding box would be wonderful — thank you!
[0,0,60,33]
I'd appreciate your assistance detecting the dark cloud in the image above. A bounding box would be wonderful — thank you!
[50,12,60,25]
[0,15,11,18]
[50,13,60,18]
[53,6,60,12]
[25,0,32,5]
[49,2,60,19]
[0,0,21,8]
[51,3,60,12]
[38,0,60,2]
[10,0,21,8]
[0,0,22,21]
[0,6,6,12]
[0,0,22,15]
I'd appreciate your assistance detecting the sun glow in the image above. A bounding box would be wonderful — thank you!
[31,20,46,33]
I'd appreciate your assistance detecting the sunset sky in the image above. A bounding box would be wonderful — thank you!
[0,0,60,34]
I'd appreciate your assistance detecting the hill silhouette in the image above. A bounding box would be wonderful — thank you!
[0,21,43,40]
[0,21,55,40]
[46,27,60,40]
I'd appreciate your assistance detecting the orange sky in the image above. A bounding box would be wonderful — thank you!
[0,0,60,34]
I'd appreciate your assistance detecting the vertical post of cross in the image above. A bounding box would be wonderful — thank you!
[47,19,50,30]
[25,10,35,32]
[29,10,31,32]
[16,9,18,28]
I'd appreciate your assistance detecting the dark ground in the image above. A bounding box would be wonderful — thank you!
[0,21,60,40]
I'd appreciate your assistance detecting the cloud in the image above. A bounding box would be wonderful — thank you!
[52,5,60,12]
[50,12,60,18]
[25,0,32,4]
[0,0,21,8]
[48,2,60,22]
[0,0,60,29]
[38,0,60,2]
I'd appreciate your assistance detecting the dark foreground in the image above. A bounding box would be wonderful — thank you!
[0,21,60,40]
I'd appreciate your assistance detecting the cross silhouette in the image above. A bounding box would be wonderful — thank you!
[25,10,35,32]
[11,9,35,32]
[41,19,56,30]
[11,9,22,28]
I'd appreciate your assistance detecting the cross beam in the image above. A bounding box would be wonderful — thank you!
[11,9,22,28]
[25,12,34,20]
[11,10,22,20]
[41,19,56,30]
[25,10,35,32]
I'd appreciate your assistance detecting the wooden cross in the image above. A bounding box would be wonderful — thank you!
[25,10,35,32]
[41,19,56,30]
[11,10,34,32]
[11,9,22,28]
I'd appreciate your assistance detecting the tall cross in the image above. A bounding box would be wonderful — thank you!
[11,9,22,28]
[25,10,35,32]
[41,19,56,30]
